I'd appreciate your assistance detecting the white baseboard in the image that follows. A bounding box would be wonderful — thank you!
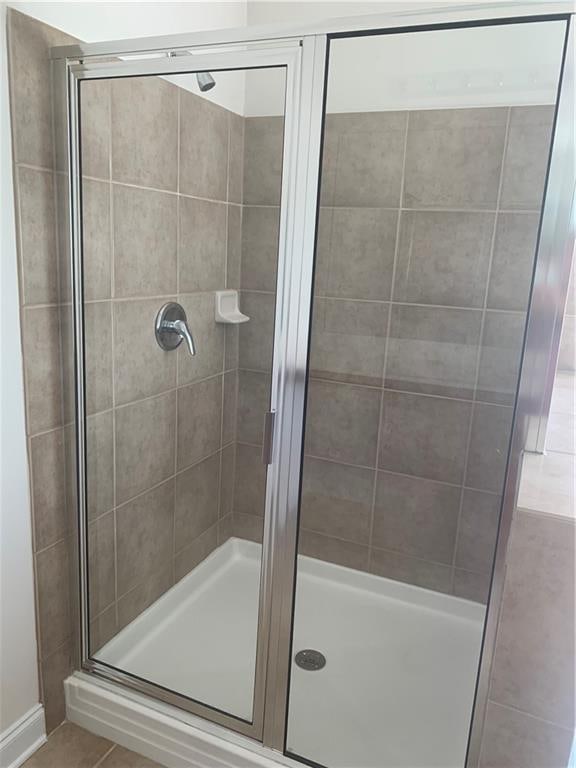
[65,673,302,768]
[0,704,46,768]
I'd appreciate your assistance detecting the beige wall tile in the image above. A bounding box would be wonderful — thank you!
[500,106,555,211]
[378,391,471,484]
[87,511,115,617]
[116,480,175,597]
[233,443,266,517]
[299,530,369,571]
[233,512,264,543]
[17,167,58,305]
[369,547,452,593]
[241,206,280,292]
[111,77,178,191]
[79,79,111,180]
[404,108,507,209]
[226,204,242,290]
[237,370,270,447]
[115,392,176,503]
[466,403,513,493]
[300,457,373,545]
[179,197,227,293]
[174,524,218,581]
[36,539,71,658]
[243,116,285,205]
[177,292,225,385]
[310,298,387,387]
[455,490,501,574]
[222,370,238,446]
[175,453,219,550]
[238,292,275,372]
[385,304,482,399]
[453,569,491,603]
[117,565,173,631]
[394,211,494,308]
[90,605,117,653]
[85,301,113,416]
[373,471,460,564]
[177,376,222,470]
[7,10,62,168]
[82,179,112,300]
[86,411,114,520]
[179,91,229,201]
[487,213,540,312]
[22,306,63,434]
[476,311,525,405]
[316,208,397,301]
[113,298,177,405]
[30,428,67,552]
[327,112,407,208]
[228,112,245,204]
[219,444,235,519]
[306,380,380,467]
[113,185,177,298]
[39,642,74,734]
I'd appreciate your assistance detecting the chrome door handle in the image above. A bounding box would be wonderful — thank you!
[155,302,196,357]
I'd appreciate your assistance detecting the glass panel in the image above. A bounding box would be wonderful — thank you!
[286,20,566,767]
[80,64,286,723]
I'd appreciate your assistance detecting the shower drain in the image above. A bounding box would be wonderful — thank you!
[294,649,326,671]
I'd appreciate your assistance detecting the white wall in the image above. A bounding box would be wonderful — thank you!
[0,0,41,736]
[245,3,566,115]
[8,1,249,114]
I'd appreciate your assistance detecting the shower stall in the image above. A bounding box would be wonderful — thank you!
[52,4,574,767]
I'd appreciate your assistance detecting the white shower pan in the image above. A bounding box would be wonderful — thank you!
[96,538,484,768]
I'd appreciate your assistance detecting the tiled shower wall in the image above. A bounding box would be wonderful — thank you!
[6,7,245,727]
[8,9,78,732]
[296,106,553,602]
[79,75,244,651]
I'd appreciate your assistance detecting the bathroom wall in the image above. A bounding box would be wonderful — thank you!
[296,105,554,602]
[6,7,246,726]
[6,8,78,733]
[79,74,244,651]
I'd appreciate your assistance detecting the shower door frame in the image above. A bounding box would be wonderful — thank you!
[54,3,576,766]
[63,36,327,743]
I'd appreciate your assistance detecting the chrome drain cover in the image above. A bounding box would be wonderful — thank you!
[294,649,326,671]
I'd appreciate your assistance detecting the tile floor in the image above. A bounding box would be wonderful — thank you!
[23,722,162,768]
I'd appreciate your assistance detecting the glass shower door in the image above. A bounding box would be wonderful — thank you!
[286,18,567,768]
[76,48,292,735]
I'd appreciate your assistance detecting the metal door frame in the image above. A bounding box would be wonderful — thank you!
[61,35,326,744]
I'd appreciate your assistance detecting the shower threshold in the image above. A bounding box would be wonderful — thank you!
[95,537,484,768]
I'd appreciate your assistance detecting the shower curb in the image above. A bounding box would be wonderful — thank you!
[65,674,302,768]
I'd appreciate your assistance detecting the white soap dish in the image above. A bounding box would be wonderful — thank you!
[215,290,250,324]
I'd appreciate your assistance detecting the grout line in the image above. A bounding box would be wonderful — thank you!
[92,744,117,768]
[451,106,513,587]
[172,87,181,583]
[367,111,409,574]
[487,699,575,732]
[107,81,120,631]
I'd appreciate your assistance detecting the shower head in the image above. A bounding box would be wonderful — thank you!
[196,72,216,92]
[168,52,216,92]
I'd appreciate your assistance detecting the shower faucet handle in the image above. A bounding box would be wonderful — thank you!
[155,302,196,357]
